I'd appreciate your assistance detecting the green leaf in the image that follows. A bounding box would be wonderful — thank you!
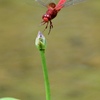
[0,97,19,100]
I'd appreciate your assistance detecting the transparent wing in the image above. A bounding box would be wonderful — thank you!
[20,0,55,7]
[35,0,56,7]
[64,0,86,7]
[35,0,47,7]
[35,0,86,8]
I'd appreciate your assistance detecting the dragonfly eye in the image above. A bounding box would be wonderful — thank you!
[46,14,50,17]
[43,14,51,19]
[43,14,49,17]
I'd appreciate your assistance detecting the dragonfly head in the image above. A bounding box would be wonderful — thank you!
[42,14,51,22]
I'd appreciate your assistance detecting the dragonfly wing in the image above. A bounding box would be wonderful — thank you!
[55,0,66,10]
[36,0,47,7]
[64,0,86,7]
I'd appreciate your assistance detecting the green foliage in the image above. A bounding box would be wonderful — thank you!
[0,97,19,100]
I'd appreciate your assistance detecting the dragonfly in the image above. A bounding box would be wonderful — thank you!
[36,0,85,34]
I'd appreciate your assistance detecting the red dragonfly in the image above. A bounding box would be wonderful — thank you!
[36,0,85,34]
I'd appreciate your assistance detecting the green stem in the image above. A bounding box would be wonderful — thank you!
[40,50,51,100]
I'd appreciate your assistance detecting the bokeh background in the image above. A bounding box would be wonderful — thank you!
[0,0,100,100]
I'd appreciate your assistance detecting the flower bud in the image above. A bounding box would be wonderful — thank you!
[35,31,46,51]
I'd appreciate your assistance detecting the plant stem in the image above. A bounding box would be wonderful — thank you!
[40,50,51,100]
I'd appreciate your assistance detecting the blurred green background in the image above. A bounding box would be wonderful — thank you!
[0,0,100,100]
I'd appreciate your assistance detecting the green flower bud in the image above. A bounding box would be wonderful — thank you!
[35,31,46,51]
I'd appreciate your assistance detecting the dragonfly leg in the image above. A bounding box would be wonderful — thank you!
[48,20,53,34]
[43,22,49,32]
[50,20,53,28]
[40,21,49,33]
[45,22,49,29]
[41,21,46,25]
